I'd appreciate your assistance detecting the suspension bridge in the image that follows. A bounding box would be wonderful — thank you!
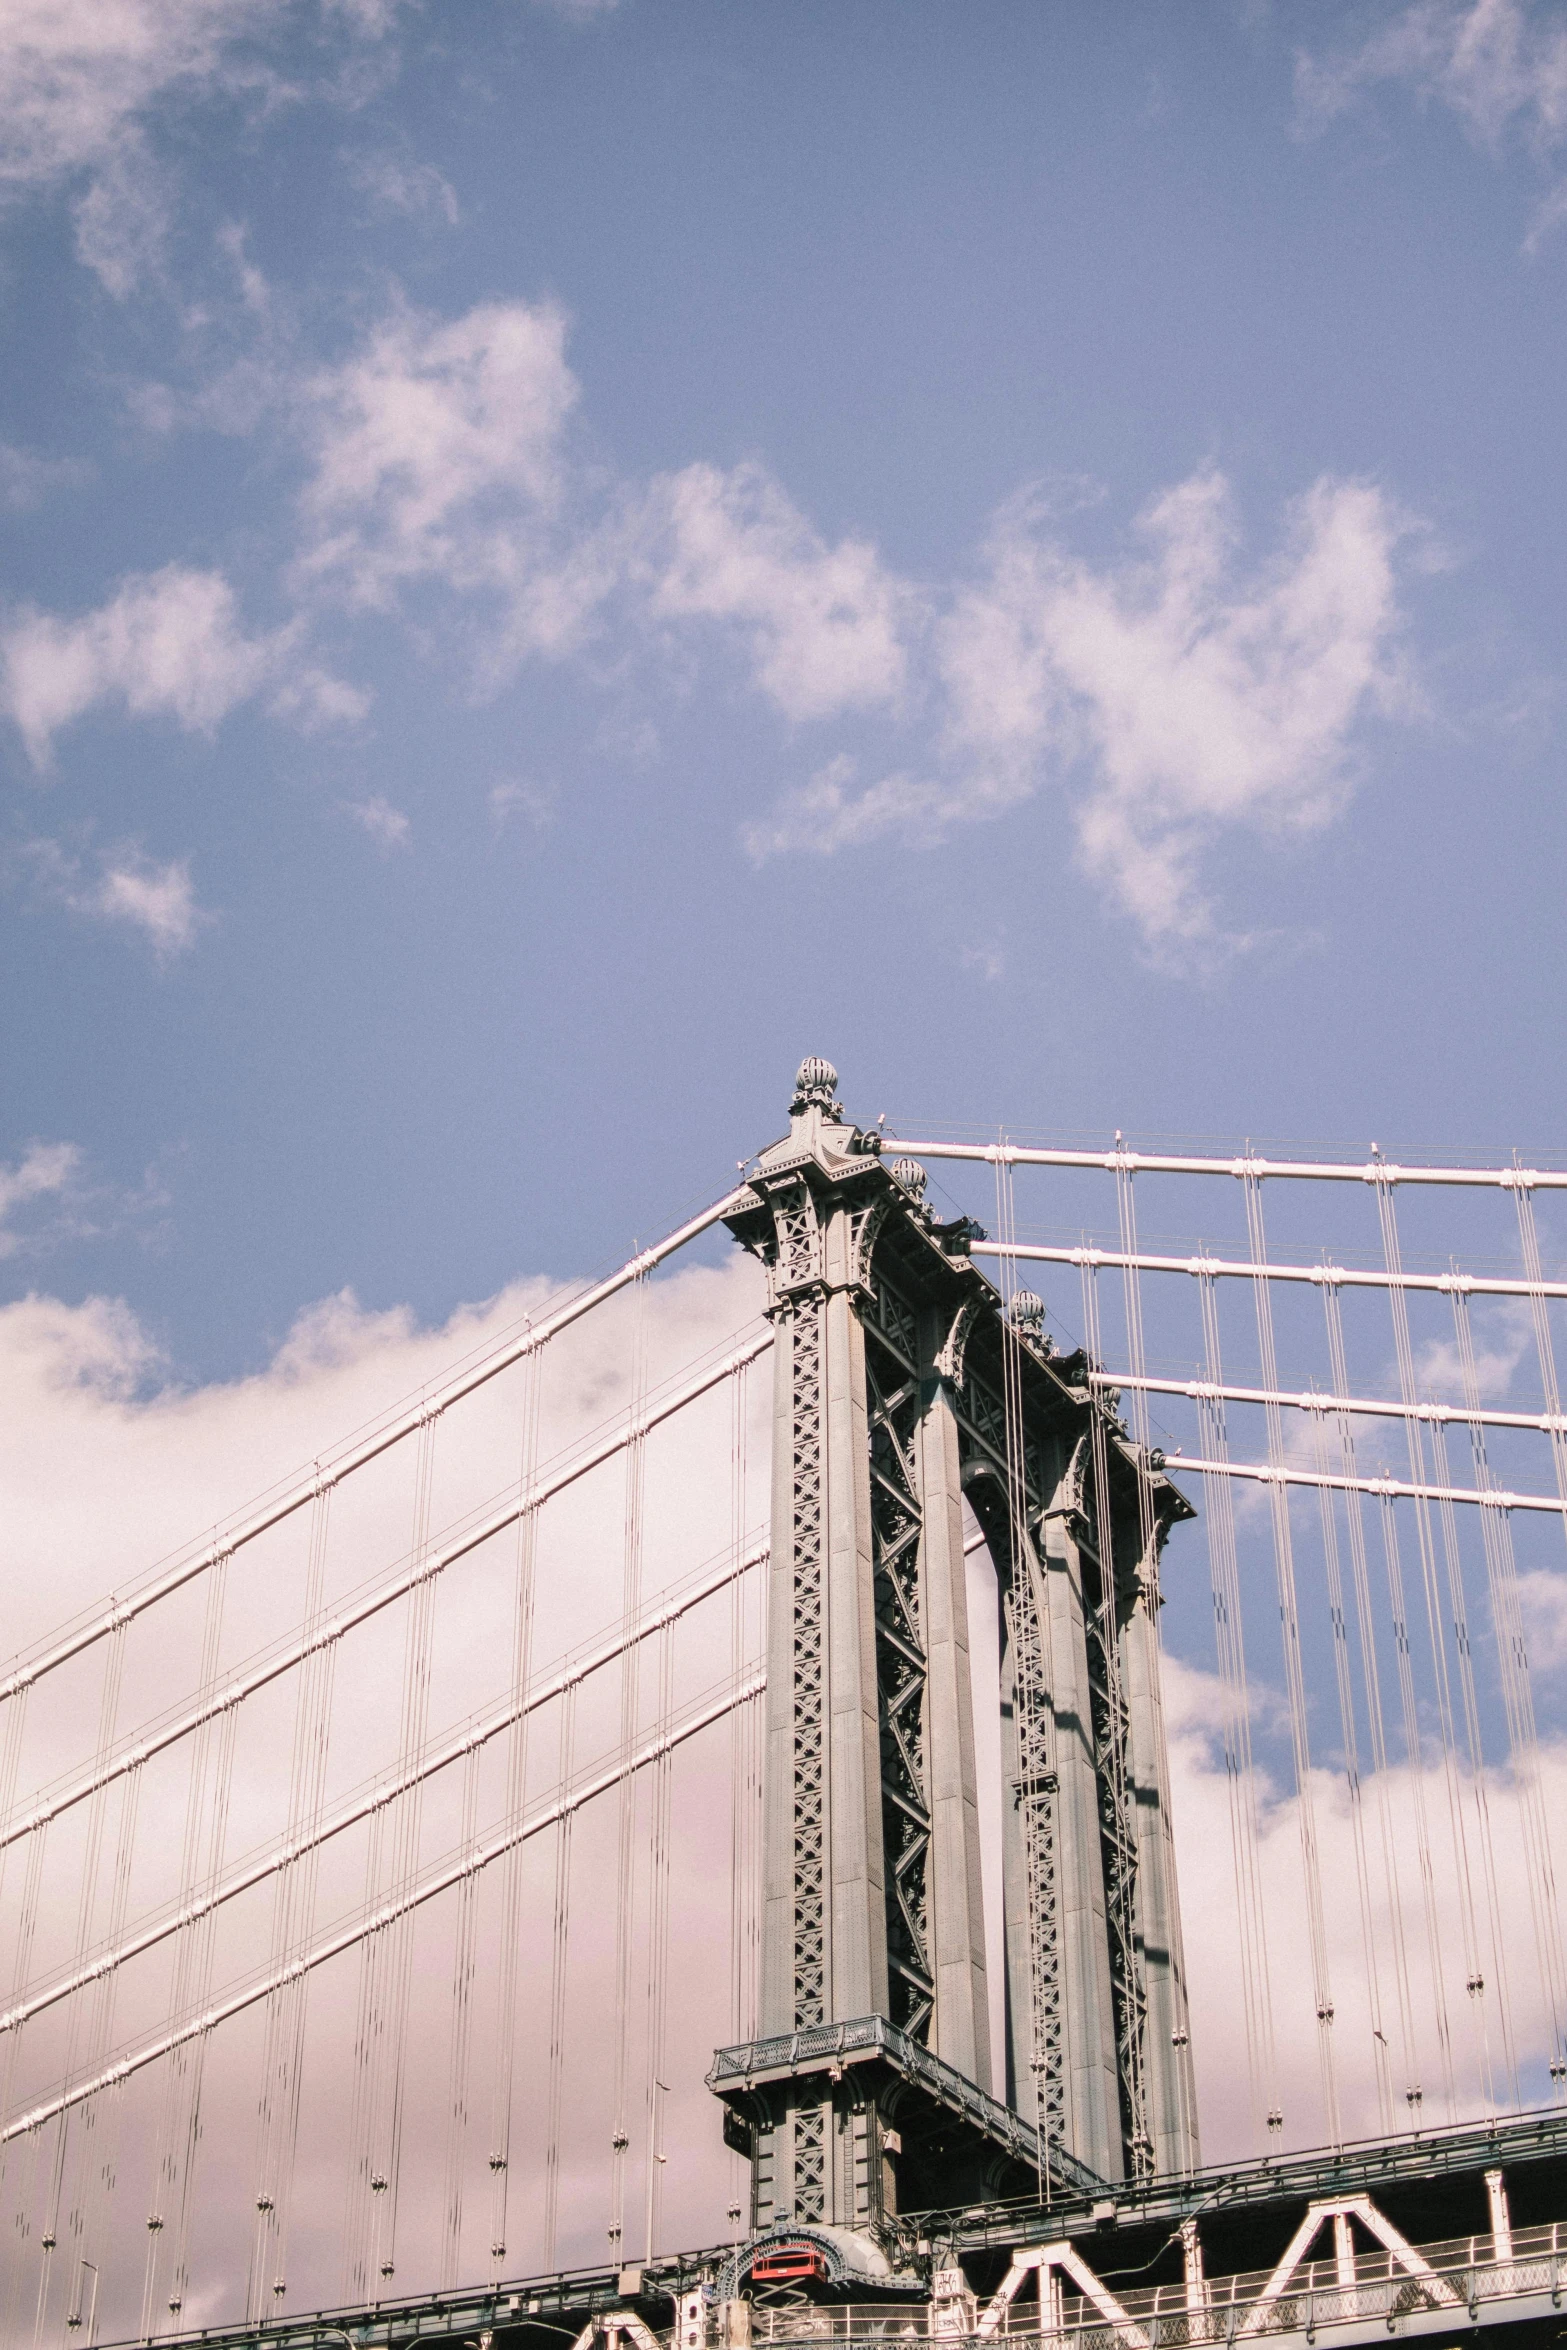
[4,1058,1567,2350]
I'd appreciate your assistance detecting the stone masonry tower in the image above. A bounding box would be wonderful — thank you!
[709,1063,1200,2245]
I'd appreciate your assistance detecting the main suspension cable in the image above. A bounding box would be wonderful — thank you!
[1,1333,772,1855]
[0,1195,749,1707]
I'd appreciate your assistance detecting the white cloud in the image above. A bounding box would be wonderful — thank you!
[0,564,365,761]
[643,460,913,722]
[0,1,271,188]
[0,442,89,510]
[269,662,373,730]
[0,1253,768,2329]
[489,777,556,831]
[347,793,410,849]
[745,469,1412,948]
[0,1,406,290]
[942,468,1412,943]
[0,1140,82,1257]
[16,834,210,956]
[297,299,584,626]
[348,151,459,224]
[1299,0,1567,240]
[742,752,961,859]
[0,564,278,761]
[69,127,173,295]
[1300,0,1567,144]
[82,287,1418,951]
[1161,1649,1567,2155]
[959,940,1005,983]
[92,851,205,953]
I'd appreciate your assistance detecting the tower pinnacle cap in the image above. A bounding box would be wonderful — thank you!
[791,1057,839,1114]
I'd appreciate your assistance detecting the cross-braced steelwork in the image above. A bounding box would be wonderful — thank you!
[6,1062,1567,2350]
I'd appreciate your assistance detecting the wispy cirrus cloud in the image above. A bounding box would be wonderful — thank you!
[1298,0,1567,243]
[17,834,209,956]
[0,441,90,511]
[0,0,407,293]
[346,794,410,850]
[0,1141,83,1257]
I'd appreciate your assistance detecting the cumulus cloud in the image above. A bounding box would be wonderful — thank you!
[748,468,1412,947]
[347,792,410,849]
[0,1140,82,1257]
[0,1253,770,2331]
[0,564,365,761]
[1161,1648,1567,2154]
[0,565,278,761]
[16,834,210,956]
[29,282,1420,954]
[1299,0,1567,241]
[947,470,1410,940]
[93,850,205,949]
[296,299,589,636]
[641,460,913,722]
[291,301,915,714]
[0,1,406,291]
[93,850,205,952]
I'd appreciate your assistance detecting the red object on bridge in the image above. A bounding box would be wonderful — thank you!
[748,2245,828,2285]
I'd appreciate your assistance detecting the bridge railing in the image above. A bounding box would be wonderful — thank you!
[741,2218,1567,2347]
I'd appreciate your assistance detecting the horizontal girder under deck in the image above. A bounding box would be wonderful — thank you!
[88,2110,1567,2350]
[899,2108,1567,2254]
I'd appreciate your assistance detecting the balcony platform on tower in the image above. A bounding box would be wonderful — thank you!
[708,2013,1107,2223]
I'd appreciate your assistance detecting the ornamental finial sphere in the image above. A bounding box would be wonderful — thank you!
[792,1056,839,1113]
[1010,1290,1044,1329]
[889,1158,927,1200]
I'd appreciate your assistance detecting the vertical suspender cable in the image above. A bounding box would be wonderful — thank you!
[139,1549,230,2338]
[726,1361,751,2232]
[1241,1172,1340,2146]
[441,1739,484,2287]
[35,1622,129,2342]
[375,1408,443,2289]
[248,1480,338,2320]
[1375,1490,1457,2121]
[1450,1281,1567,2088]
[1307,1407,1394,2135]
[608,1275,649,2258]
[1514,1176,1567,1536]
[163,1683,241,2333]
[1194,1267,1278,2143]
[68,1747,145,2338]
[540,1679,578,2273]
[1373,1176,1487,2116]
[488,1334,543,2274]
[1429,1414,1519,2105]
[641,1607,675,2260]
[1321,1281,1422,2119]
[1508,1179,1567,2093]
[1112,1155,1198,2167]
[0,1746,48,2333]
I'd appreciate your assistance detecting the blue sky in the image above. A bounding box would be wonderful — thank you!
[3,0,1567,1378]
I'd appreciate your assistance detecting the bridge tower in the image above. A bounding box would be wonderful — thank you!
[709,1060,1199,2244]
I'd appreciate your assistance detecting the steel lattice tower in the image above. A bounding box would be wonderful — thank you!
[710,1060,1199,2242]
